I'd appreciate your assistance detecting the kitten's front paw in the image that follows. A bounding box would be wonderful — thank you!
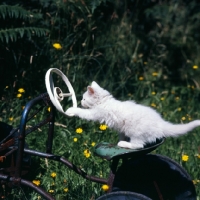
[65,107,79,116]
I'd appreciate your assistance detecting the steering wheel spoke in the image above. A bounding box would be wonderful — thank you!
[62,93,72,97]
[45,68,77,116]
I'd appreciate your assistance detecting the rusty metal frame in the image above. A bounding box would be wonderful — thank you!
[0,93,111,200]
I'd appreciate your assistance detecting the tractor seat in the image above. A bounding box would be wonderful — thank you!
[94,138,165,161]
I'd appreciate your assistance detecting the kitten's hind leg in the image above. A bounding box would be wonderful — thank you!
[117,141,144,149]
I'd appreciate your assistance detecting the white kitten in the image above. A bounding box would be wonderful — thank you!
[66,81,200,149]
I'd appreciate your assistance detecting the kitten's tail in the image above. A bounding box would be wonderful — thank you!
[163,120,200,137]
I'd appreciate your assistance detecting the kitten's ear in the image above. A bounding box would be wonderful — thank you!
[87,86,95,95]
[91,81,100,88]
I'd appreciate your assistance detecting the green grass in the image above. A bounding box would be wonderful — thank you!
[1,84,200,199]
[1,1,200,198]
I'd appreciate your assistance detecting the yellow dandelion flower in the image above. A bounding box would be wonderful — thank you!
[99,124,108,131]
[51,172,56,178]
[48,190,54,193]
[53,43,62,50]
[152,72,158,76]
[47,107,51,112]
[175,97,180,100]
[193,65,198,69]
[76,128,83,134]
[139,76,144,81]
[85,153,90,158]
[101,184,109,192]
[32,180,40,186]
[63,188,69,193]
[37,196,41,200]
[192,180,200,185]
[143,62,148,65]
[18,88,25,93]
[91,142,96,147]
[181,116,186,121]
[182,154,189,162]
[193,180,197,185]
[196,154,200,159]
[160,97,164,101]
[16,93,22,98]
[22,106,25,110]
[5,86,9,89]
[177,108,182,111]
[73,138,78,142]
[151,103,156,108]
[9,117,13,121]
[84,149,91,158]
[151,91,156,95]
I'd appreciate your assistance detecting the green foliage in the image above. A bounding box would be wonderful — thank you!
[0,5,42,19]
[0,27,48,43]
[89,0,108,13]
[144,0,200,81]
[0,5,48,43]
[1,0,200,199]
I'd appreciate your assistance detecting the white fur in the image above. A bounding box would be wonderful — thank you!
[66,81,200,149]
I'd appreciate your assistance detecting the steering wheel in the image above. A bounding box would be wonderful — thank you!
[45,68,77,116]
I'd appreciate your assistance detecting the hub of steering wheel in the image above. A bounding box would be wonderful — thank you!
[54,87,64,102]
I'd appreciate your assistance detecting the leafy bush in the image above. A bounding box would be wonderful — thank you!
[1,0,200,199]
